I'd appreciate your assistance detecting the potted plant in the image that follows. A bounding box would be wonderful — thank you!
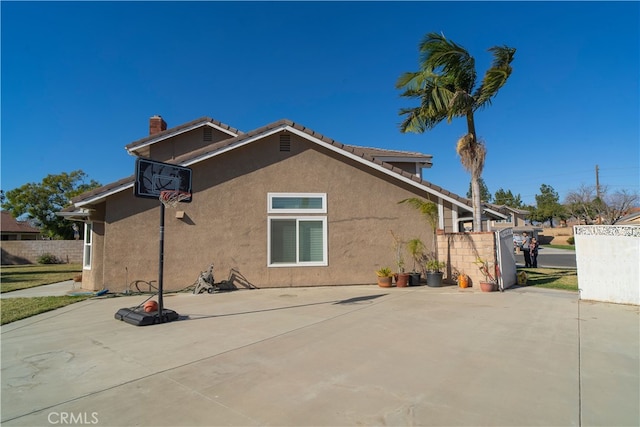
[406,238,425,286]
[425,259,446,287]
[375,267,394,288]
[390,230,410,287]
[474,257,497,292]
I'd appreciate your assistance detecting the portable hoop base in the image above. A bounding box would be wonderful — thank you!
[114,307,179,326]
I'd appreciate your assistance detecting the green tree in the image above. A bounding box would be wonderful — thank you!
[2,170,100,239]
[396,32,516,231]
[466,178,492,202]
[493,188,524,209]
[530,184,566,227]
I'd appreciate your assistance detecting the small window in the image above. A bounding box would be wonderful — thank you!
[268,193,326,214]
[83,222,93,270]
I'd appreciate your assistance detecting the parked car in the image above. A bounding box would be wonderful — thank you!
[513,234,523,250]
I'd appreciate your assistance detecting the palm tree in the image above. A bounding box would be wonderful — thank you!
[396,32,516,231]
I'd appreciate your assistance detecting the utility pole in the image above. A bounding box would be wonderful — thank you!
[595,165,601,200]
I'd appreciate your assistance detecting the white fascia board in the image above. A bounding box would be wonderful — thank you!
[75,182,134,207]
[484,207,508,219]
[56,211,91,219]
[285,127,472,212]
[125,122,239,155]
[205,122,240,137]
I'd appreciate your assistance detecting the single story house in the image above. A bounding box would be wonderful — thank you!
[1,211,42,240]
[63,116,510,292]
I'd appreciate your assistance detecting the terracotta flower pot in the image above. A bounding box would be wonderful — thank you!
[396,273,410,287]
[480,281,496,292]
[377,277,393,288]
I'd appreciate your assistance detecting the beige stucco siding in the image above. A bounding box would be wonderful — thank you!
[88,131,448,292]
[148,127,234,162]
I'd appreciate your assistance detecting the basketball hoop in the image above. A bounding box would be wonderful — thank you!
[159,190,191,208]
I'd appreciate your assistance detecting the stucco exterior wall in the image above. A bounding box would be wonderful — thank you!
[575,225,639,305]
[149,127,235,162]
[85,133,448,292]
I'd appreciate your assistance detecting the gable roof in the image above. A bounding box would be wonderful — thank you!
[125,116,243,156]
[0,211,41,234]
[69,118,504,219]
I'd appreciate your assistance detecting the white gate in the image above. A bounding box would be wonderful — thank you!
[496,228,517,291]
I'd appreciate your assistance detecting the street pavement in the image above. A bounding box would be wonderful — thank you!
[1,283,638,426]
[514,246,577,269]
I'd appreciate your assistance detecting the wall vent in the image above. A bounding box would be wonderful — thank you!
[203,127,213,142]
[279,134,291,152]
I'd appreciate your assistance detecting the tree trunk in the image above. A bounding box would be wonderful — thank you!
[472,178,482,231]
[467,113,483,232]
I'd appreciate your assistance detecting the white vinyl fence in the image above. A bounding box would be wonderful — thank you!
[574,225,639,305]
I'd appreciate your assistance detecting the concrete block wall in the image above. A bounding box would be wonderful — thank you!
[575,225,639,305]
[1,241,83,265]
[437,231,496,288]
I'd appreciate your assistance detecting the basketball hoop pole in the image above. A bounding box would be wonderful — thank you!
[116,158,190,326]
[157,203,166,319]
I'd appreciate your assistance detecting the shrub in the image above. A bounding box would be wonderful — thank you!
[37,253,62,264]
[567,236,575,245]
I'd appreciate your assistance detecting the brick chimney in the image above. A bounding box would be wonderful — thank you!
[149,115,167,135]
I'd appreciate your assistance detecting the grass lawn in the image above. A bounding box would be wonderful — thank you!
[1,295,92,325]
[1,264,88,325]
[1,263,82,293]
[518,267,578,292]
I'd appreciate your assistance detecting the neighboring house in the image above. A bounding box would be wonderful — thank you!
[0,211,42,240]
[63,116,509,292]
[618,211,640,225]
[489,205,529,228]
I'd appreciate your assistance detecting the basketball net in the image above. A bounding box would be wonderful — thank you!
[159,190,191,209]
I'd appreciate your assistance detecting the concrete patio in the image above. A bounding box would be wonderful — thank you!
[1,284,638,426]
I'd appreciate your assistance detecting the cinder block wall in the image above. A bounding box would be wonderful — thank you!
[437,231,496,288]
[1,241,83,265]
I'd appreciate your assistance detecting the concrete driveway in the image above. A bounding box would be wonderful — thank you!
[2,285,638,426]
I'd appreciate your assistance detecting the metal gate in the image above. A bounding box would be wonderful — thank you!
[496,228,517,291]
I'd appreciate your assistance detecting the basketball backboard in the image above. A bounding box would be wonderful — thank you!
[134,158,192,202]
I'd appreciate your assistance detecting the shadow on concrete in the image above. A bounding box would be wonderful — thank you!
[177,293,388,321]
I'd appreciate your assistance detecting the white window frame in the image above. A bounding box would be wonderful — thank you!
[268,192,326,214]
[83,222,92,270]
[267,193,328,267]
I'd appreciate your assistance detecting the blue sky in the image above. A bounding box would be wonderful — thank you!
[2,1,638,206]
